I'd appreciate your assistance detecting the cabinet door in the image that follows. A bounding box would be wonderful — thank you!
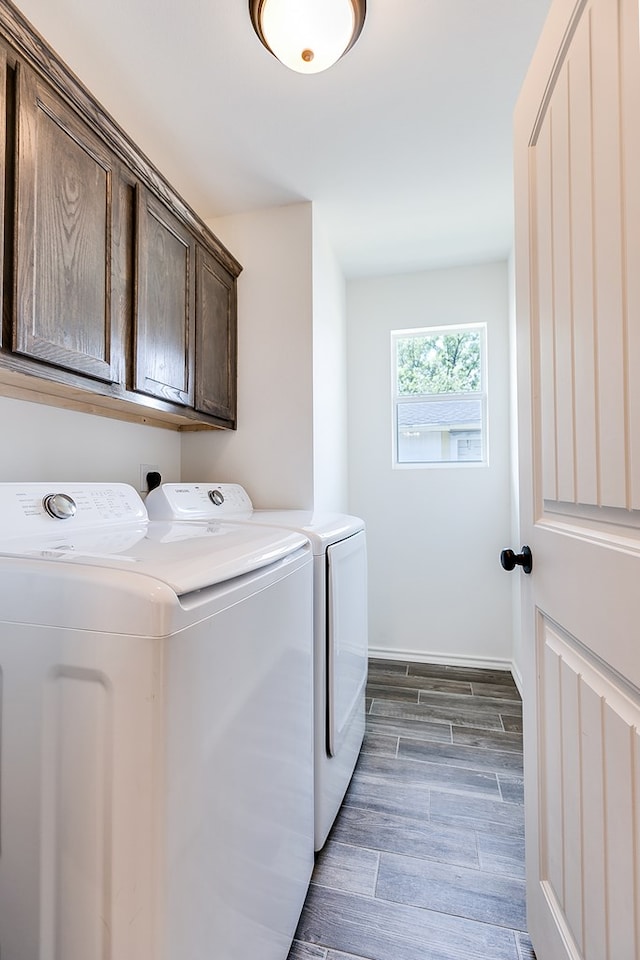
[134,186,195,406]
[14,63,118,382]
[0,46,6,347]
[195,245,237,425]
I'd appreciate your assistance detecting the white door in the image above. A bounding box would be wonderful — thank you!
[514,1,640,958]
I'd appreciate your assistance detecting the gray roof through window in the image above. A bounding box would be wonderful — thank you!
[397,398,482,428]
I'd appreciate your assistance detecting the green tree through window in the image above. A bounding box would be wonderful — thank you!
[396,332,481,396]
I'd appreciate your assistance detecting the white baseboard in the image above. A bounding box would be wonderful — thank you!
[367,645,515,677]
[510,661,524,697]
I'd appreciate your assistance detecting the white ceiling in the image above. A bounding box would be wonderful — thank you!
[13,0,551,277]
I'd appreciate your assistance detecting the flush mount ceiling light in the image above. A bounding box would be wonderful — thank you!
[249,0,366,74]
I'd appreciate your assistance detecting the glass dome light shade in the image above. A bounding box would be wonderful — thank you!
[250,0,366,75]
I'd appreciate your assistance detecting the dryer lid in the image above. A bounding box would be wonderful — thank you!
[146,482,365,551]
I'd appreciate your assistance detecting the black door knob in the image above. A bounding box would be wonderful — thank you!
[500,545,533,574]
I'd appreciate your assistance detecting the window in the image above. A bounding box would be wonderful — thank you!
[391,324,487,466]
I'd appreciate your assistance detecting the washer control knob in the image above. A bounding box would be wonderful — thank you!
[208,489,224,506]
[42,493,77,520]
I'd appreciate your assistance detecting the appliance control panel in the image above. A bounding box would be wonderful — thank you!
[145,483,254,521]
[0,483,147,541]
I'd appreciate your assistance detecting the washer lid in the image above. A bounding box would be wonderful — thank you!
[0,483,308,595]
[0,521,308,595]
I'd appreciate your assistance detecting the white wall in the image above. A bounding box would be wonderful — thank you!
[182,202,349,512]
[347,261,514,666]
[312,210,349,513]
[181,204,314,507]
[0,395,180,490]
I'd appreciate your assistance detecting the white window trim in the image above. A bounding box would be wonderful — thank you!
[390,322,489,469]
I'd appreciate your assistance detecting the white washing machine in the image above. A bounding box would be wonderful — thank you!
[0,483,314,960]
[145,482,368,850]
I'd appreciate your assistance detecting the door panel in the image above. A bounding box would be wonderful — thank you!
[533,0,633,513]
[195,245,237,424]
[549,66,573,504]
[590,0,626,509]
[538,621,640,958]
[15,63,118,382]
[515,0,640,957]
[0,46,5,345]
[620,0,640,509]
[568,17,598,507]
[134,185,195,406]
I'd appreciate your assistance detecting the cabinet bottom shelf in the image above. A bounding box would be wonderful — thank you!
[0,365,227,432]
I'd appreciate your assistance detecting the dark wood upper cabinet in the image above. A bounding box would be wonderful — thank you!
[134,186,196,407]
[14,62,119,383]
[0,45,6,348]
[195,245,237,426]
[0,4,241,429]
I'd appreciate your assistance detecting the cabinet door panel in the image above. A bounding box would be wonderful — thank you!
[0,46,6,347]
[0,46,5,346]
[14,64,117,382]
[135,187,195,406]
[195,246,237,425]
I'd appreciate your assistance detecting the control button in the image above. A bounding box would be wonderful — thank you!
[208,489,224,506]
[42,493,77,520]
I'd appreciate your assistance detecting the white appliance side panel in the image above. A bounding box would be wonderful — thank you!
[0,626,161,960]
[326,530,368,758]
[40,671,110,960]
[164,555,314,960]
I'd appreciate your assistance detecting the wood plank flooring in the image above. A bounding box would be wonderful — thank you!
[288,658,536,960]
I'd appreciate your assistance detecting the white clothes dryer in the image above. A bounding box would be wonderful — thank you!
[145,482,368,850]
[0,483,314,960]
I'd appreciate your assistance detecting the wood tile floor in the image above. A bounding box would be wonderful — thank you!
[288,658,536,960]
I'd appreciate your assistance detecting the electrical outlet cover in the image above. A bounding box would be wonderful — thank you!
[139,463,160,493]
